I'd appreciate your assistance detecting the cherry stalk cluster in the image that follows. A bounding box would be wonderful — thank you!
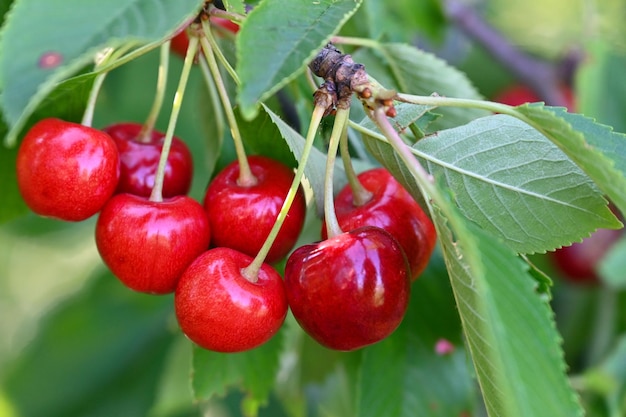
[15,2,437,353]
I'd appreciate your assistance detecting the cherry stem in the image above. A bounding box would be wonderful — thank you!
[81,72,107,127]
[198,55,226,142]
[199,23,255,186]
[137,41,170,143]
[339,123,372,206]
[242,104,327,282]
[149,35,199,203]
[324,108,351,239]
[80,47,116,127]
[201,20,239,85]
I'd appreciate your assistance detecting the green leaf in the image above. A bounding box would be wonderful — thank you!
[2,270,175,417]
[434,205,583,417]
[599,236,626,289]
[222,0,246,15]
[357,255,476,417]
[516,104,626,217]
[0,0,204,142]
[236,107,297,168]
[192,329,284,417]
[362,113,618,253]
[236,0,362,119]
[415,114,618,253]
[576,40,626,134]
[353,43,489,130]
[0,113,26,223]
[262,104,347,216]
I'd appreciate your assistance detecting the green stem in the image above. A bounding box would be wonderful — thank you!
[201,20,239,85]
[149,35,198,203]
[81,71,107,127]
[138,41,170,143]
[198,55,226,142]
[242,105,327,281]
[339,122,372,206]
[395,92,512,114]
[331,35,380,49]
[324,108,351,239]
[199,24,254,186]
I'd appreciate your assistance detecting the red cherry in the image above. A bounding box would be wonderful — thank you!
[175,247,287,352]
[550,227,623,285]
[203,156,306,263]
[493,84,576,110]
[16,118,120,221]
[324,168,436,281]
[285,226,410,351]
[170,31,191,59]
[210,16,240,34]
[103,123,193,198]
[95,194,210,294]
[170,18,239,58]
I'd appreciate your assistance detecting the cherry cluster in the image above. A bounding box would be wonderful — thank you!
[15,116,436,352]
[14,3,437,354]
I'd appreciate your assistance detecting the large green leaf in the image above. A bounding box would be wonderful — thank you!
[576,40,626,134]
[192,328,284,417]
[362,113,619,253]
[236,0,362,119]
[434,205,583,417]
[2,270,175,417]
[357,255,476,417]
[0,0,204,143]
[516,104,626,217]
[414,114,618,253]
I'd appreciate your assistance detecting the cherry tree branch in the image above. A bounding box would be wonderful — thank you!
[444,0,578,107]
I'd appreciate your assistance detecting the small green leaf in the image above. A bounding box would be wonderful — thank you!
[236,107,297,168]
[599,236,626,288]
[236,0,362,119]
[262,104,347,216]
[222,0,246,15]
[0,0,204,143]
[434,204,583,417]
[192,329,284,416]
[0,114,27,223]
[516,104,626,217]
[357,256,476,417]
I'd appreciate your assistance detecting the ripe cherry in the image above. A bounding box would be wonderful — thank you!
[95,193,210,294]
[170,17,239,58]
[203,155,306,263]
[175,247,287,352]
[285,226,410,351]
[324,168,436,280]
[16,118,120,221]
[103,123,193,198]
[493,84,576,110]
[550,227,623,285]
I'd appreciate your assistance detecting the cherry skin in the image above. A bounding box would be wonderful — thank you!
[16,118,120,221]
[103,123,193,198]
[285,226,411,351]
[170,17,240,58]
[550,227,623,285]
[492,84,576,110]
[175,247,288,352]
[95,194,210,294]
[203,155,306,263]
[323,168,436,281]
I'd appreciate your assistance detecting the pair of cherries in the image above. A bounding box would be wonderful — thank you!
[16,118,436,352]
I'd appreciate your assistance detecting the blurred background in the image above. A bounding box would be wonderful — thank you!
[1,0,625,416]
